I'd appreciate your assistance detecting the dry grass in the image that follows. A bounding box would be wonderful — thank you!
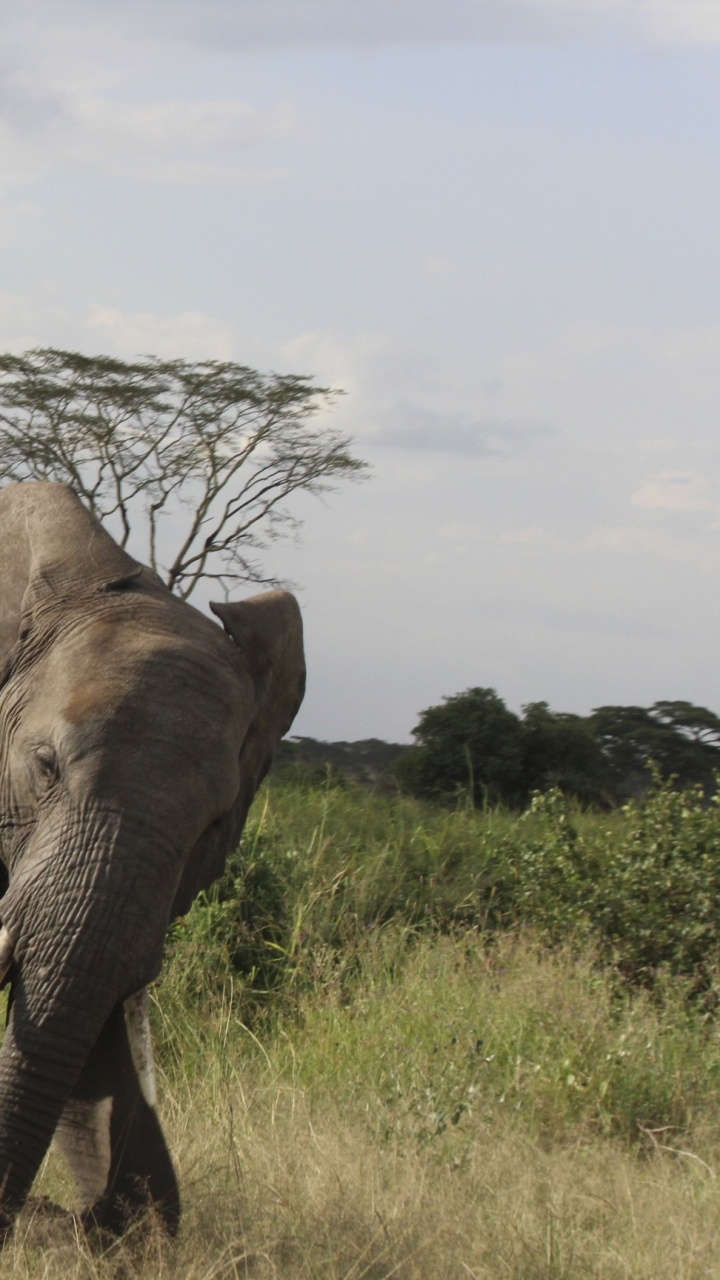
[8,933,720,1278]
[10,1085,720,1279]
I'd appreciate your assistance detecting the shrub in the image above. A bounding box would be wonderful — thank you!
[165,770,720,1025]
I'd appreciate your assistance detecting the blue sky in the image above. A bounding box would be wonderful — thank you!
[2,1,720,740]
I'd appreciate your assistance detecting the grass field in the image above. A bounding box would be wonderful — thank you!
[9,776,720,1277]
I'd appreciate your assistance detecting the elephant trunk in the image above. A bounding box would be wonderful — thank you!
[0,813,176,1233]
[0,1003,83,1228]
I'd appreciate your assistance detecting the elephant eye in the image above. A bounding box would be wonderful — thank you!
[33,746,59,792]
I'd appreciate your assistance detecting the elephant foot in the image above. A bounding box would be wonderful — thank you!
[79,1198,179,1262]
[16,1197,83,1247]
[82,1177,180,1243]
[23,1195,68,1219]
[16,1193,178,1255]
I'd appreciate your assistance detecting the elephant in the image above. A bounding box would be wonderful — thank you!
[0,481,305,1240]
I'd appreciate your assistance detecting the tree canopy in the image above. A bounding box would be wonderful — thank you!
[590,701,720,799]
[395,687,527,807]
[397,688,720,808]
[0,348,367,598]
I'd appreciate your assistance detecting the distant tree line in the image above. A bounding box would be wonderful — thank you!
[275,736,408,787]
[279,690,720,808]
[395,689,720,808]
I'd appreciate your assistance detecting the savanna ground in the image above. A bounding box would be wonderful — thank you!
[10,776,720,1278]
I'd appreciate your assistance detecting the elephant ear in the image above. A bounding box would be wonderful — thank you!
[210,591,305,704]
[170,590,306,917]
[0,481,142,673]
[212,591,306,788]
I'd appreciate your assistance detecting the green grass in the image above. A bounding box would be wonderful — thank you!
[17,930,720,1279]
[11,774,720,1276]
[164,773,720,1009]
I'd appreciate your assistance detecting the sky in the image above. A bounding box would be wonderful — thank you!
[2,0,720,742]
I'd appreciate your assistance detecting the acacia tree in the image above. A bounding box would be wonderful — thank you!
[0,348,366,598]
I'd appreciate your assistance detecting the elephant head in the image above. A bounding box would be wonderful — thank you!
[0,482,305,1238]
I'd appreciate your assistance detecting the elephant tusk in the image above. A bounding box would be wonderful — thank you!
[0,926,13,983]
[123,988,157,1108]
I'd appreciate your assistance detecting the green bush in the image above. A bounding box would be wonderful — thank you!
[164,770,720,1026]
[501,776,720,985]
[592,778,720,983]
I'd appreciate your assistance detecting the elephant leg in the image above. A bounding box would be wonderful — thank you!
[54,1001,180,1238]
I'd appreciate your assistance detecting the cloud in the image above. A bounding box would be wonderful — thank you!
[439,522,485,541]
[1,0,718,83]
[40,0,720,51]
[73,97,305,185]
[584,523,716,564]
[635,1,720,46]
[631,470,712,511]
[0,80,308,187]
[281,331,387,399]
[0,291,239,360]
[376,401,553,456]
[499,525,565,549]
[0,285,78,353]
[161,0,562,48]
[0,0,713,200]
[494,520,717,568]
[87,305,237,360]
[531,603,670,639]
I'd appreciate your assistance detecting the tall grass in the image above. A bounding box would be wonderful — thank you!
[11,774,720,1276]
[164,773,720,1010]
[16,931,720,1279]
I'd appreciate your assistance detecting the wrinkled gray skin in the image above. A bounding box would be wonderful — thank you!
[0,482,305,1240]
